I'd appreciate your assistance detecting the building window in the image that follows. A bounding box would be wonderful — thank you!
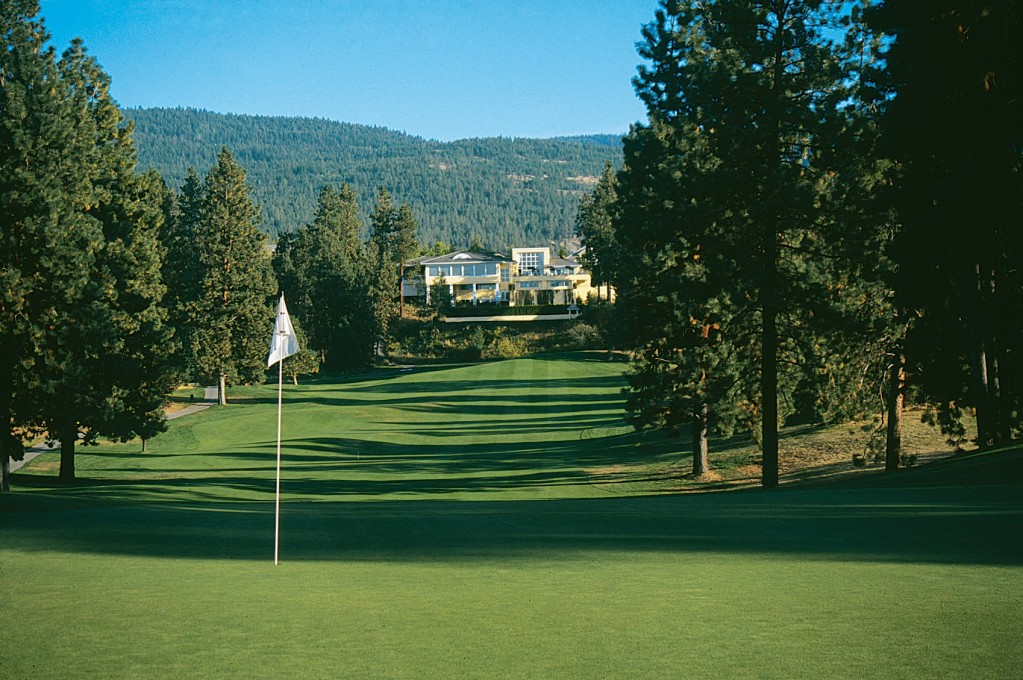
[551,280,571,288]
[462,263,497,276]
[517,251,544,273]
[519,280,541,289]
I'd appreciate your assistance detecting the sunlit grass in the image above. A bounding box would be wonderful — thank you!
[3,353,1021,678]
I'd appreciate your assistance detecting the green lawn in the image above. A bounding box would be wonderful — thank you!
[3,354,1021,678]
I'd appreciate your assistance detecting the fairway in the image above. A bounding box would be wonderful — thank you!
[3,355,1022,678]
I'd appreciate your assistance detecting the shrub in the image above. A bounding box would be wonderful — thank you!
[486,335,529,359]
[562,323,604,350]
[462,325,489,361]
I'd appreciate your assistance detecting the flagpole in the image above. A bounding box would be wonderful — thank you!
[269,293,298,566]
[274,333,286,560]
[276,337,284,564]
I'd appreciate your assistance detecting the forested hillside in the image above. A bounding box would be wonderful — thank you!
[125,107,622,247]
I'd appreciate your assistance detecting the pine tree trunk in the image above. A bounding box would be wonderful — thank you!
[989,268,1012,445]
[885,349,906,472]
[59,419,77,483]
[971,262,993,448]
[761,293,779,488]
[992,346,1011,445]
[218,373,227,406]
[986,344,1005,446]
[1,448,9,493]
[692,402,709,477]
[760,203,781,487]
[1,387,11,493]
[1,369,12,492]
[1,426,11,492]
[971,330,991,449]
[760,6,785,490]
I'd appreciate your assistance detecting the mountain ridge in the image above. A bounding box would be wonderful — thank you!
[125,107,622,248]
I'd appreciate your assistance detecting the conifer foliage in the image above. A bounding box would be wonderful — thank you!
[273,184,376,370]
[367,188,420,349]
[170,147,277,405]
[867,0,1023,449]
[574,161,620,299]
[1,2,176,487]
[610,0,886,485]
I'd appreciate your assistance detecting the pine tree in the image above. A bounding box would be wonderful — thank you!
[367,188,420,347]
[91,170,178,451]
[49,40,165,479]
[1,0,69,489]
[867,0,1023,449]
[273,184,375,370]
[394,202,420,318]
[574,161,619,302]
[159,168,204,382]
[1,8,180,485]
[619,0,884,485]
[615,119,748,476]
[185,147,276,404]
[368,187,399,346]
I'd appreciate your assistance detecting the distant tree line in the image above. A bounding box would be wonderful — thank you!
[125,107,622,248]
[576,0,1022,486]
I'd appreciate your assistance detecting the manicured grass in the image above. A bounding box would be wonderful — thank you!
[3,354,1021,678]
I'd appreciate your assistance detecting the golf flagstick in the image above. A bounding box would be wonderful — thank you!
[275,352,283,565]
[267,293,299,565]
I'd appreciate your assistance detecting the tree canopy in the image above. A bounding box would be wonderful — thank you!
[273,184,376,370]
[607,0,892,484]
[866,0,1023,449]
[1,2,177,486]
[171,147,277,404]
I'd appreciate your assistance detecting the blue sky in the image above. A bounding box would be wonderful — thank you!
[38,0,655,141]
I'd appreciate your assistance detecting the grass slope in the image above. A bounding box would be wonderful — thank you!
[3,355,1021,679]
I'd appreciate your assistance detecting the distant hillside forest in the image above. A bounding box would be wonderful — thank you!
[125,107,623,248]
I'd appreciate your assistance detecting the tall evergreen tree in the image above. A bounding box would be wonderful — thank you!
[1,6,179,485]
[615,118,749,476]
[619,0,883,485]
[273,184,375,370]
[368,187,399,346]
[183,147,276,404]
[867,0,1023,449]
[394,202,420,318]
[575,161,620,302]
[0,0,89,488]
[38,39,170,480]
[367,188,420,347]
[159,168,204,383]
[102,171,178,445]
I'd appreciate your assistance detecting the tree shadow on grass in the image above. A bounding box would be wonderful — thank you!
[3,479,1021,567]
[6,359,1021,568]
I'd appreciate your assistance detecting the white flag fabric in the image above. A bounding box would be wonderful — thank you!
[267,294,300,367]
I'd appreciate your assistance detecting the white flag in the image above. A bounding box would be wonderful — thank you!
[267,293,300,367]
